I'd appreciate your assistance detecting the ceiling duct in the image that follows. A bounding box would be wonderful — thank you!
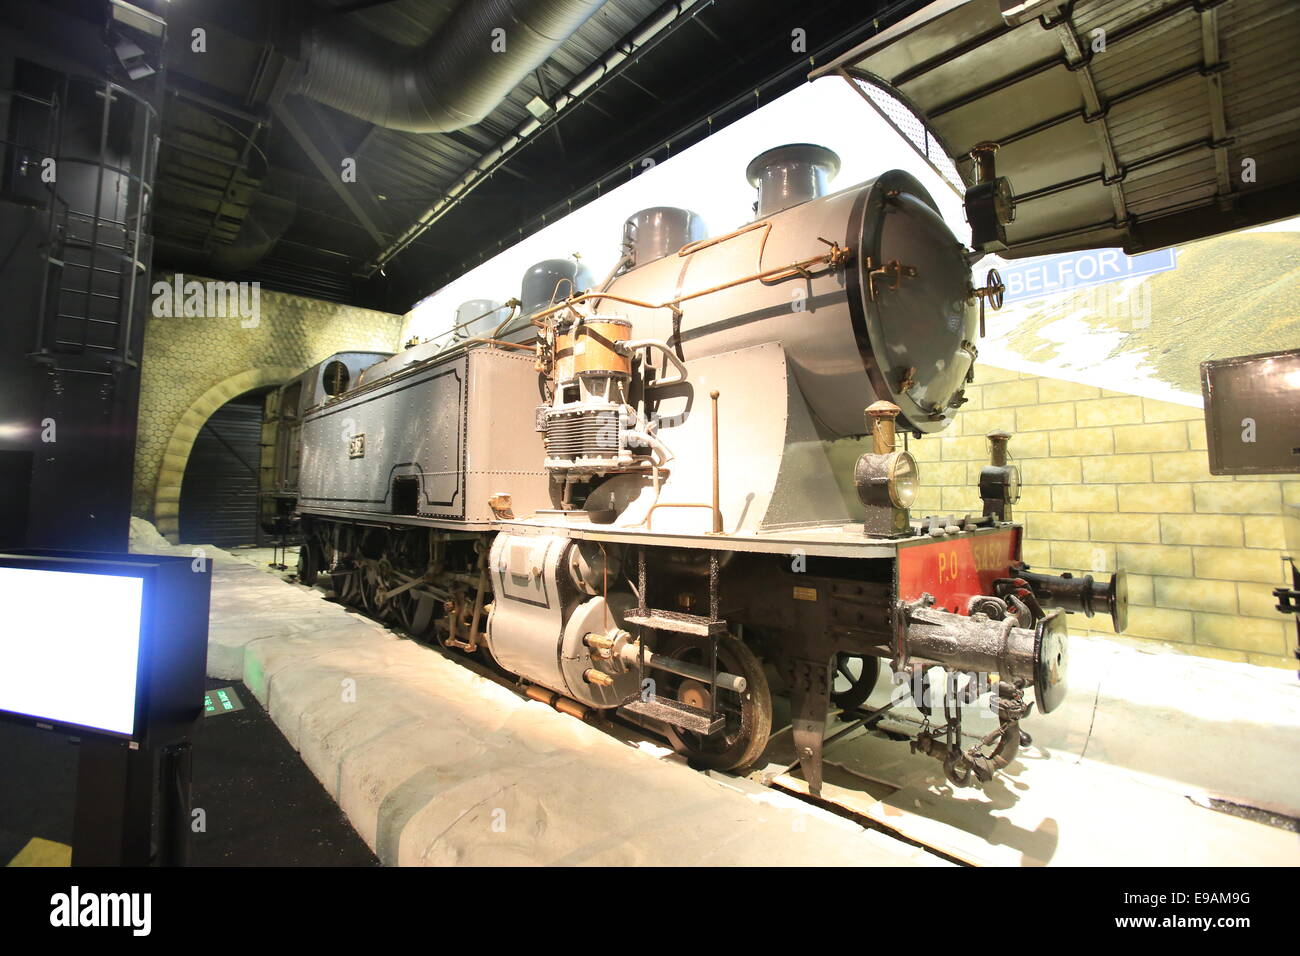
[293,0,607,132]
[210,169,300,274]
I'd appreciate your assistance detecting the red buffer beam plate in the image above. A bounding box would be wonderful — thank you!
[897,528,1021,615]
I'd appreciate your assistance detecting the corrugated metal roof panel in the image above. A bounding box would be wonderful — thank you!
[332,0,670,245]
[813,0,1300,257]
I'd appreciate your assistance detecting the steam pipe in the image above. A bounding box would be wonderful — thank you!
[362,0,707,275]
[294,0,605,133]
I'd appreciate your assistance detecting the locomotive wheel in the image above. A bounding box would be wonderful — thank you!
[357,567,383,615]
[830,652,881,713]
[386,590,417,632]
[297,540,320,587]
[660,635,773,772]
[332,567,365,608]
[408,594,437,639]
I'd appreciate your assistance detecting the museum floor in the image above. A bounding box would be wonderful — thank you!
[18,521,1291,867]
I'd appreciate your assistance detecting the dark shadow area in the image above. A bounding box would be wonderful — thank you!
[0,677,377,866]
[179,389,273,549]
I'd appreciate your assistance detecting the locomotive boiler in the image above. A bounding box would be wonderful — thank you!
[271,143,1127,794]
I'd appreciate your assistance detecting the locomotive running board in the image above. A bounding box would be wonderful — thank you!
[621,695,725,736]
[622,610,728,637]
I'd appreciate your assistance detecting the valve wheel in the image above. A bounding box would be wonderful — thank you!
[660,634,773,772]
[986,267,1005,310]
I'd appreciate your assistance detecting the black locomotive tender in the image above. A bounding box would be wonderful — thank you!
[260,144,1126,793]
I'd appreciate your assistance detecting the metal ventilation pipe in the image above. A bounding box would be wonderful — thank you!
[745,143,841,218]
[294,0,607,132]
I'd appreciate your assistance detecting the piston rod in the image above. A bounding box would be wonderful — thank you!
[617,643,748,694]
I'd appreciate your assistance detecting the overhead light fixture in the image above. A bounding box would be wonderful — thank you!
[112,36,156,81]
[110,0,166,39]
[999,0,1056,25]
[524,96,555,121]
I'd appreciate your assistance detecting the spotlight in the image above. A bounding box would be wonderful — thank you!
[112,36,156,81]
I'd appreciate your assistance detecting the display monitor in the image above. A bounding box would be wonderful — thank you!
[0,551,210,744]
[1201,348,1300,475]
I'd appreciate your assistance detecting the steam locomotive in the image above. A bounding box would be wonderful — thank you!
[260,144,1127,793]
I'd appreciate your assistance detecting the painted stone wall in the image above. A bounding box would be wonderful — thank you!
[871,366,1296,669]
[133,273,403,537]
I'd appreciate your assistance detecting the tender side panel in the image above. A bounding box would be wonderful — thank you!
[463,349,550,523]
[298,356,467,520]
[897,528,1021,615]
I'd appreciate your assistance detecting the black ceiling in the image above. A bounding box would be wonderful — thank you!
[143,0,924,311]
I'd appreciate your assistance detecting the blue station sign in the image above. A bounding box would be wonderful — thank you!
[999,247,1177,304]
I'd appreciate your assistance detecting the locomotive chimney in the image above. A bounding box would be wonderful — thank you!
[745,143,841,218]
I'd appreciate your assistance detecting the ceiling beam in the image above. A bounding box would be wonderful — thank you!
[1199,4,1233,204]
[272,97,391,254]
[1050,7,1128,227]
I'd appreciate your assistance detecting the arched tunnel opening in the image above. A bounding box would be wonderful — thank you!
[178,387,276,549]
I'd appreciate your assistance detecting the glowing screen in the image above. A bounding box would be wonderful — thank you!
[0,567,144,735]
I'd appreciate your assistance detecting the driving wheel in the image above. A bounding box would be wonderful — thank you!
[660,634,773,772]
[830,652,881,713]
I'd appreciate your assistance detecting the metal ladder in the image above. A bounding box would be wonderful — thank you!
[619,547,727,735]
[25,77,159,377]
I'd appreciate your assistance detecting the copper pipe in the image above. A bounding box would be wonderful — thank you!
[525,685,557,706]
[677,219,770,258]
[639,390,724,534]
[532,291,682,325]
[554,697,588,720]
[411,300,520,347]
[488,302,522,338]
[710,389,722,534]
[462,336,535,351]
[530,241,851,324]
